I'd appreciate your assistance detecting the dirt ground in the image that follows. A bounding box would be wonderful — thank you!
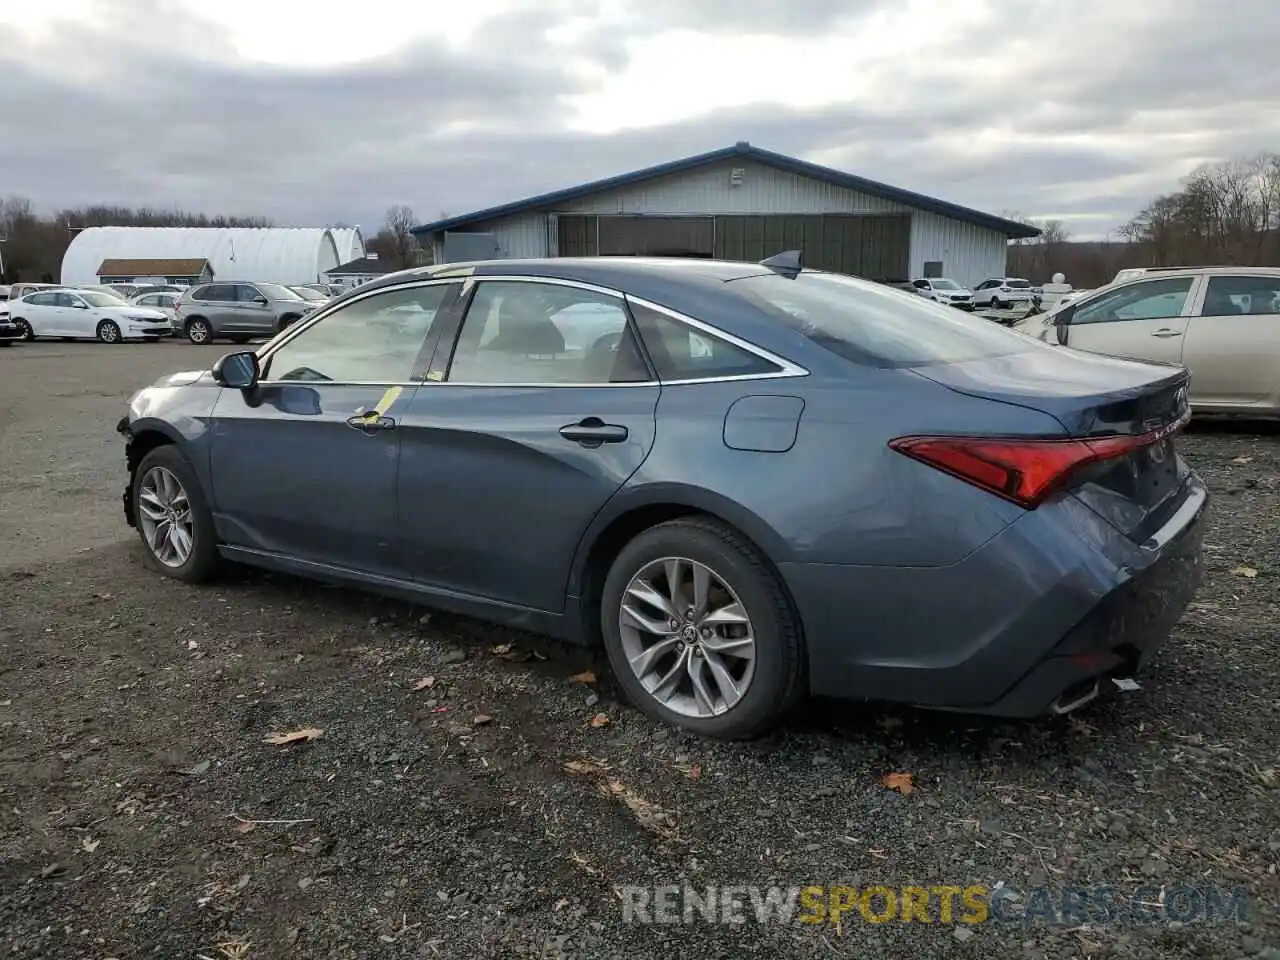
[1,341,1278,960]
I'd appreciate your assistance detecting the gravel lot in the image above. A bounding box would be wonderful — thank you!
[1,340,1278,960]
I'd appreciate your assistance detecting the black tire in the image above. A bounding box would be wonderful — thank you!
[186,317,212,345]
[97,320,122,344]
[13,319,33,341]
[991,296,1006,310]
[278,314,299,333]
[600,518,804,740]
[229,335,252,344]
[0,340,11,347]
[131,445,219,583]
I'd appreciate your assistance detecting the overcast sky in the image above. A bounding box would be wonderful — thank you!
[1,0,1276,240]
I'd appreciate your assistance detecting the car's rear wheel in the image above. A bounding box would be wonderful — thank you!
[991,295,1006,310]
[600,518,804,739]
[13,319,33,341]
[97,320,121,343]
[132,446,218,583]
[186,318,212,344]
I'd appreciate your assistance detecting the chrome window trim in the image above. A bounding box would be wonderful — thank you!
[253,272,810,389]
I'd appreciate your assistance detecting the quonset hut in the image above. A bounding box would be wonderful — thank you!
[60,227,367,287]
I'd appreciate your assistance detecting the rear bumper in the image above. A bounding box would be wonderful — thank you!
[782,474,1208,716]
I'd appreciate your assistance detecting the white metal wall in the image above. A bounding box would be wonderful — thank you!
[430,159,1009,285]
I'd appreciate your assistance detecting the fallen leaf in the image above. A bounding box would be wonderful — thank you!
[1231,456,1254,464]
[589,713,610,728]
[1231,565,1259,578]
[186,640,199,650]
[411,676,436,691]
[92,592,113,601]
[880,772,915,795]
[80,836,100,853]
[569,670,598,685]
[601,778,675,838]
[263,728,325,746]
[490,643,515,657]
[564,759,609,776]
[688,763,702,780]
[473,714,493,726]
[181,760,212,776]
[235,820,256,834]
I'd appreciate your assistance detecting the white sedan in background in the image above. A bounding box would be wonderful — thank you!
[10,289,172,343]
[129,290,182,334]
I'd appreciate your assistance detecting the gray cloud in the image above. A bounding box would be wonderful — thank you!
[0,0,1277,239]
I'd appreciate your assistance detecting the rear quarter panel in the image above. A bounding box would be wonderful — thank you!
[611,368,1066,568]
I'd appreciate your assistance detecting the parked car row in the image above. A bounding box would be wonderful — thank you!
[0,280,336,345]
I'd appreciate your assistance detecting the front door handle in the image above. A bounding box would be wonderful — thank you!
[559,417,628,447]
[1151,329,1183,338]
[346,413,396,433]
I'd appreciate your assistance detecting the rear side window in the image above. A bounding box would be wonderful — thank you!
[628,302,780,381]
[730,271,1036,368]
[1202,276,1280,316]
[193,284,230,301]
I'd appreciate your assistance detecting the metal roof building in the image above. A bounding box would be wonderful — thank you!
[411,142,1038,287]
[60,227,367,287]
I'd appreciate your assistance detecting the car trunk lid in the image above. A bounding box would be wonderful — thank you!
[905,349,1192,541]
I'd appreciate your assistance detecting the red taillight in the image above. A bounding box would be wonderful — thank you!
[888,430,1170,508]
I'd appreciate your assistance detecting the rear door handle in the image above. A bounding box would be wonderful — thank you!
[559,417,628,446]
[1151,329,1183,338]
[346,413,396,433]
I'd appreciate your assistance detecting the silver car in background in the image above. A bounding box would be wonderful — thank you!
[173,281,320,344]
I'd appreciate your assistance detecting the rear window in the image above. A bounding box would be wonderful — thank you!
[730,271,1037,368]
[1006,279,1031,289]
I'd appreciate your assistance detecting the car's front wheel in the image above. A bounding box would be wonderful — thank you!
[131,446,218,583]
[185,318,212,344]
[600,518,804,739]
[97,320,121,343]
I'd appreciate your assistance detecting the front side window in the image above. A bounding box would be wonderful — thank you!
[56,293,86,308]
[1071,277,1194,325]
[1201,276,1280,316]
[628,302,779,381]
[262,283,459,383]
[235,284,266,303]
[729,270,1036,368]
[446,281,648,384]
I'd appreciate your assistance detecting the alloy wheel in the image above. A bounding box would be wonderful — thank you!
[98,320,120,343]
[618,556,757,718]
[136,466,195,568]
[187,320,210,344]
[14,319,33,341]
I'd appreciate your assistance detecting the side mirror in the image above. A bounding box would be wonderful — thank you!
[1053,307,1073,345]
[253,296,269,306]
[212,350,260,389]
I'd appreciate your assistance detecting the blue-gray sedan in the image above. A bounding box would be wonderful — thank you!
[117,255,1207,739]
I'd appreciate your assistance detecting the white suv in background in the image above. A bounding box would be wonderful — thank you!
[972,277,1037,309]
[910,278,975,309]
[1014,266,1280,415]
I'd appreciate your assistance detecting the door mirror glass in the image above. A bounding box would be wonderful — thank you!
[213,350,260,389]
[254,296,268,305]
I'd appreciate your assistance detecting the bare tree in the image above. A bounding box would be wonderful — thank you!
[382,205,419,270]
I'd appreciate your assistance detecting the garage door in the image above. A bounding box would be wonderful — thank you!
[557,216,716,258]
[713,214,911,281]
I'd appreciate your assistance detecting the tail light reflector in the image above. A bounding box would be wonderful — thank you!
[888,429,1179,509]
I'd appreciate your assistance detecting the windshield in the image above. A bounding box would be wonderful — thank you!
[256,282,304,301]
[730,271,1037,367]
[81,292,127,307]
[291,286,327,301]
[929,279,961,290]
